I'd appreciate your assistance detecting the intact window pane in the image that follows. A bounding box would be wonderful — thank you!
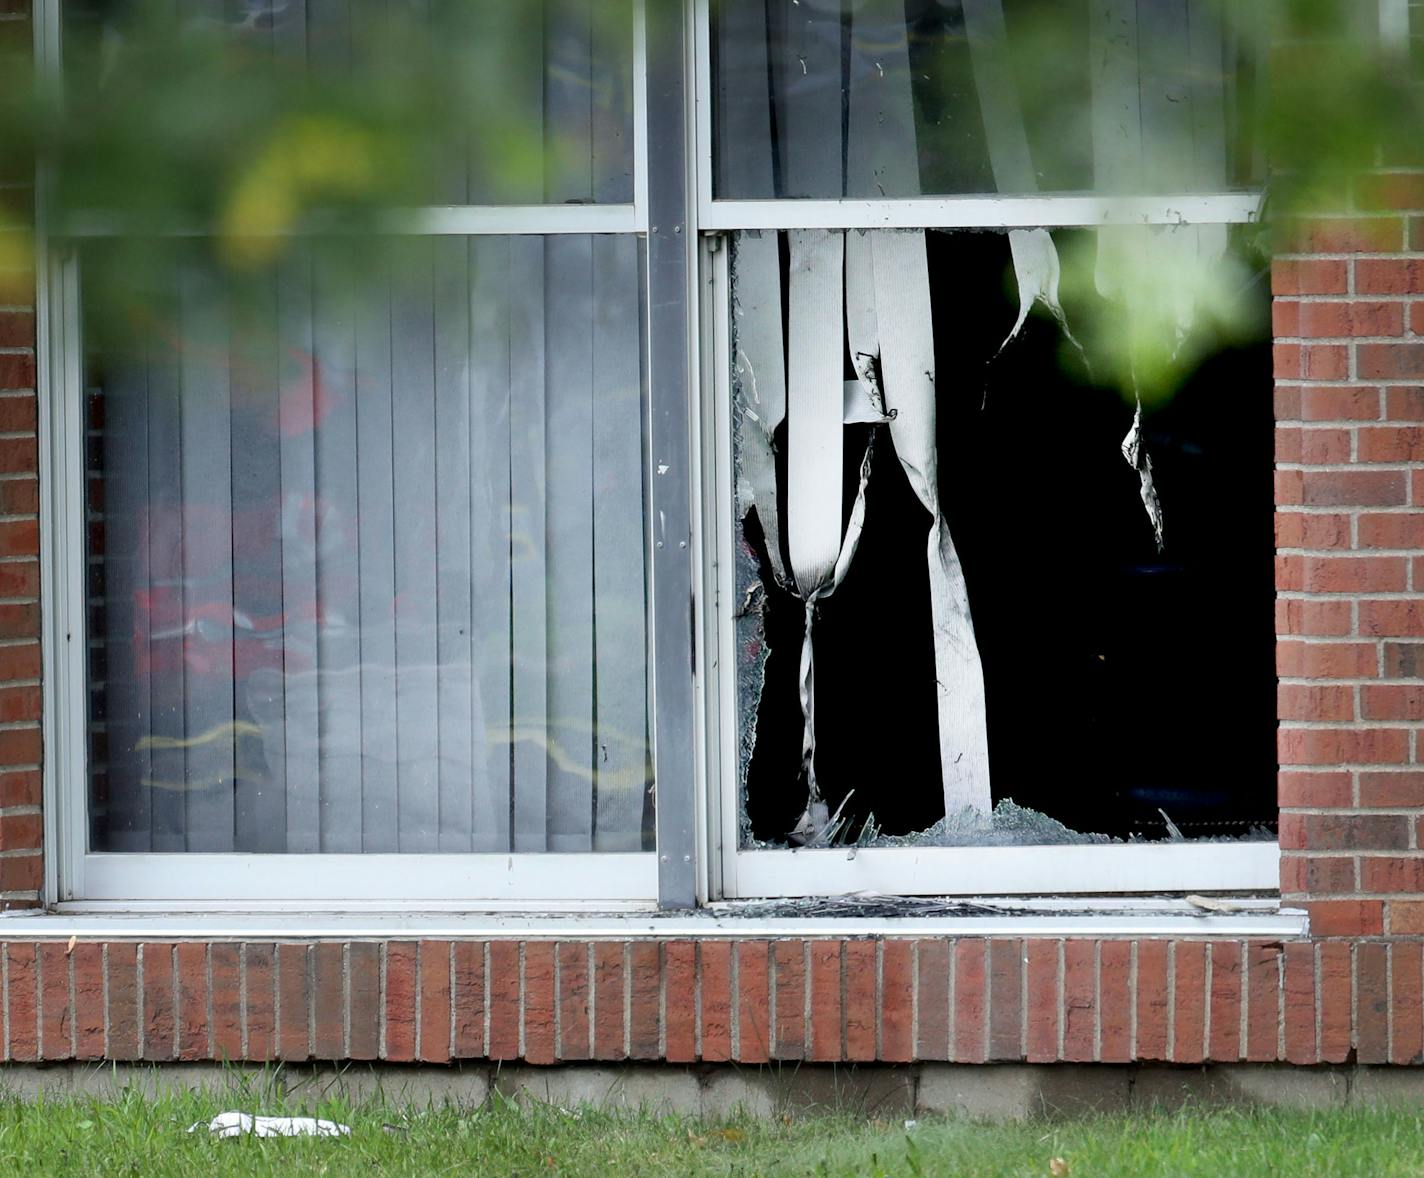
[84,235,652,853]
[62,0,635,207]
[712,0,1264,199]
[729,226,1275,849]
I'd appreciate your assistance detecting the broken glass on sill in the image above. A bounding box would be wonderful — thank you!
[729,226,1276,853]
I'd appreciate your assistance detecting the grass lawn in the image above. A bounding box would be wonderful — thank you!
[0,1085,1420,1175]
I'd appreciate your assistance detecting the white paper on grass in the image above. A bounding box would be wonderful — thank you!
[190,1112,352,1139]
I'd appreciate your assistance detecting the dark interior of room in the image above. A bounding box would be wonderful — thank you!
[742,228,1277,845]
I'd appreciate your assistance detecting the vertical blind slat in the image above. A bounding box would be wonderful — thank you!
[509,236,550,852]
[353,248,400,853]
[390,239,442,852]
[467,237,515,852]
[592,234,648,850]
[144,308,185,851]
[177,265,236,852]
[772,0,843,198]
[228,269,286,853]
[311,254,364,853]
[102,337,151,850]
[542,236,597,852]
[278,250,323,853]
[433,237,477,851]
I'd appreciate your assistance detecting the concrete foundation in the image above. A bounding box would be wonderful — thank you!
[0,1062,1418,1117]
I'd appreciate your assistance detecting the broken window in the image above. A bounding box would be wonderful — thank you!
[717,0,1275,853]
[731,226,1274,850]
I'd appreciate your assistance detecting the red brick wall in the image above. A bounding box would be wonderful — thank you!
[0,936,1408,1066]
[0,0,43,910]
[1275,176,1424,941]
[4,3,1424,1070]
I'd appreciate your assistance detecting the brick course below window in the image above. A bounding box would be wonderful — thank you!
[0,937,1412,1067]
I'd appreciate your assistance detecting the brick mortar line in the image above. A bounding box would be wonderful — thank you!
[66,946,77,1058]
[979,940,990,1063]
[802,939,812,1062]
[1093,939,1103,1063]
[1237,940,1249,1063]
[479,942,490,1062]
[1275,253,1424,262]
[1313,942,1324,1061]
[0,945,11,1063]
[1277,294,1424,302]
[102,942,111,1060]
[136,943,147,1060]
[729,938,740,1061]
[1276,949,1286,1062]
[445,941,455,1062]
[1278,335,1424,345]
[1276,379,1415,388]
[1017,939,1028,1063]
[342,942,353,1060]
[551,938,562,1061]
[1167,940,1178,1061]
[1277,462,1423,471]
[1386,942,1395,1059]
[621,940,632,1060]
[1279,678,1424,688]
[1279,550,1424,558]
[693,940,703,1059]
[1128,941,1139,1060]
[944,935,955,1064]
[1202,942,1214,1062]
[272,942,283,1062]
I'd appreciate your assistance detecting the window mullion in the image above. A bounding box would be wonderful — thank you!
[646,0,698,909]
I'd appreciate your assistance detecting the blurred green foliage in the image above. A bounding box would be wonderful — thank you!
[0,0,1419,401]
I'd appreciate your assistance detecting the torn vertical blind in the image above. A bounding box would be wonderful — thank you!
[961,0,1073,354]
[734,0,995,829]
[845,0,992,819]
[784,230,885,838]
[847,230,993,820]
[735,226,992,832]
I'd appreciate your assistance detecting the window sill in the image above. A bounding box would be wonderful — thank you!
[8,897,1307,939]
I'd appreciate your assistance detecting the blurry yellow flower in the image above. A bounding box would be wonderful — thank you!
[220,116,378,270]
[0,224,34,305]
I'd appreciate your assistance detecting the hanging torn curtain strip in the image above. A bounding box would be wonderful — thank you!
[746,224,992,832]
[961,0,1073,355]
[767,0,994,827]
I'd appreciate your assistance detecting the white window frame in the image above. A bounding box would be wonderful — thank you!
[690,0,1280,898]
[36,0,678,908]
[34,0,1284,910]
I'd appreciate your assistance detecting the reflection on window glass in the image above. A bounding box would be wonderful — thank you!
[62,0,635,208]
[84,236,651,853]
[729,226,1275,849]
[713,0,1264,199]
